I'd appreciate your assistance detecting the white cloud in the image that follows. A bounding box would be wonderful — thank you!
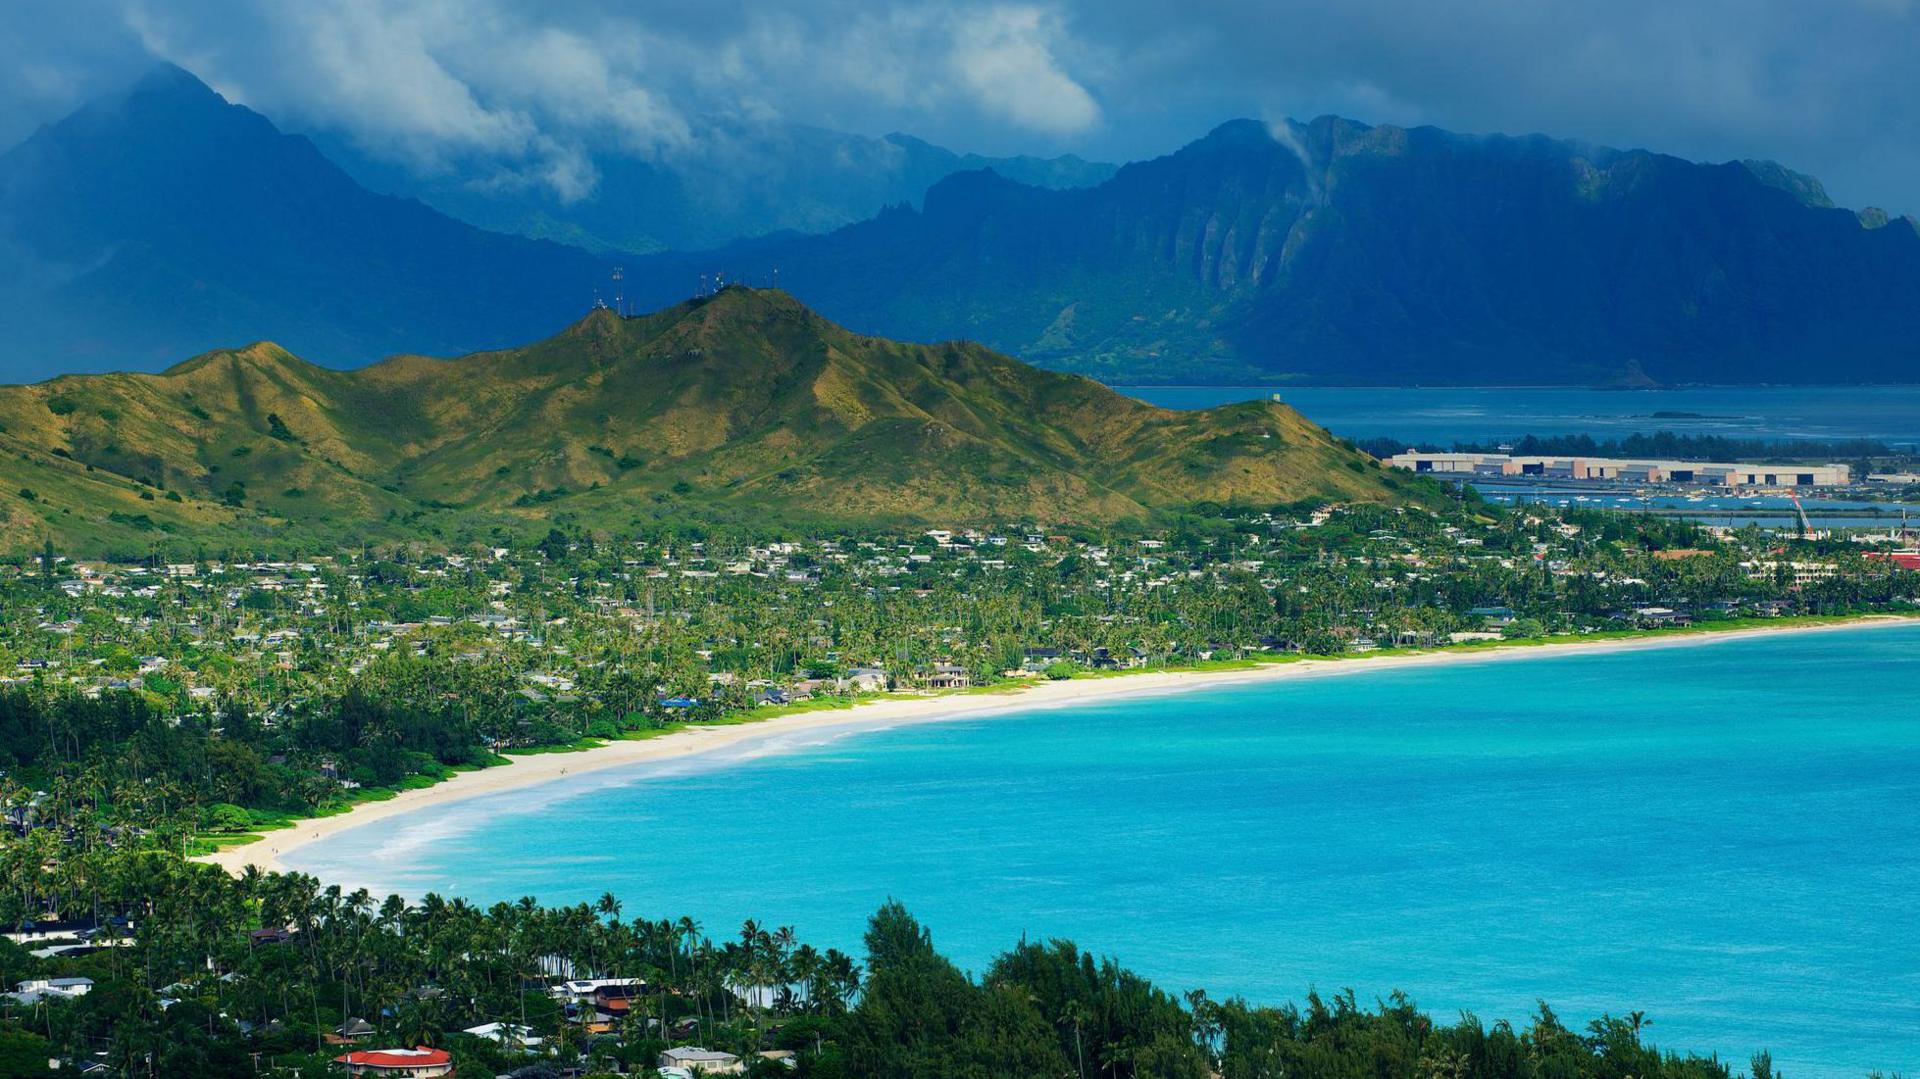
[949,6,1100,134]
[3,0,1917,212]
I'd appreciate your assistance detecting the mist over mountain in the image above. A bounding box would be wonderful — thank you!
[622,117,1920,386]
[316,124,1115,255]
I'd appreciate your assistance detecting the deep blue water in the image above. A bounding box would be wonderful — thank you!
[1125,385,1920,445]
[291,626,1920,1077]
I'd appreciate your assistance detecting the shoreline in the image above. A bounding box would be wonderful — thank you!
[197,615,1917,877]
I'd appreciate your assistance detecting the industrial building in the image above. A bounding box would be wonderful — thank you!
[1385,451,1850,487]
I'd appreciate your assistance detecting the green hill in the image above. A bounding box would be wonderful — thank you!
[0,288,1411,555]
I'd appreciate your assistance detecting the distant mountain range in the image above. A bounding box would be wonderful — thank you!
[0,64,612,379]
[621,117,1920,385]
[318,124,1115,255]
[0,287,1407,554]
[1,64,1916,387]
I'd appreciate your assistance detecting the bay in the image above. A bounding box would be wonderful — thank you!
[289,625,1920,1077]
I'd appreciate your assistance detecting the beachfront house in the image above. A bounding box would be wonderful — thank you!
[927,663,971,690]
[1020,647,1062,672]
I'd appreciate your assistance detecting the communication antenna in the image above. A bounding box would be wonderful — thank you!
[772,267,780,291]
[610,267,625,316]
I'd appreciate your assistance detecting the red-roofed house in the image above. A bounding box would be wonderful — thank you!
[332,1046,454,1077]
[1867,551,1920,571]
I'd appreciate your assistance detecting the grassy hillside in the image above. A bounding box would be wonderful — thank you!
[0,288,1414,556]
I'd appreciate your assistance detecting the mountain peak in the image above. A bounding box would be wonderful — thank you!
[108,61,231,118]
[1199,118,1278,144]
[690,284,807,314]
[132,61,215,95]
[162,340,307,377]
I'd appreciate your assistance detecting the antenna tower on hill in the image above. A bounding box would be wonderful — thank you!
[610,267,625,316]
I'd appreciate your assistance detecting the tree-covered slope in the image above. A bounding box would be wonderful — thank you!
[0,288,1409,554]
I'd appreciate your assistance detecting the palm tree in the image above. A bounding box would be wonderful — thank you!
[1060,999,1090,1079]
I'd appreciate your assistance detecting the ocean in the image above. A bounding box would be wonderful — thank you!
[288,625,1920,1076]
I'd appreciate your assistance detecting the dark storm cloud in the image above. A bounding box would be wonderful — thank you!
[1,0,1915,211]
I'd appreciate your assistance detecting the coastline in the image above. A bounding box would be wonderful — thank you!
[197,614,1917,877]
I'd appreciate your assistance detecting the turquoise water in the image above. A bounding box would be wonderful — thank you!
[291,626,1920,1076]
[1124,384,1920,445]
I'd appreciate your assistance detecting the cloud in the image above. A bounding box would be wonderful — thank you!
[0,0,1915,212]
[949,6,1100,134]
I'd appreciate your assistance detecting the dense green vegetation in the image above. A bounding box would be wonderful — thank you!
[0,841,1783,1078]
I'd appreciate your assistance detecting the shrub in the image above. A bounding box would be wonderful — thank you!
[206,803,252,832]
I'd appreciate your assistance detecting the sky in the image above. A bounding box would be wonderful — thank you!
[1,0,1916,213]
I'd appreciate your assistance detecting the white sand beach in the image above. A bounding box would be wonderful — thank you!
[198,615,1915,877]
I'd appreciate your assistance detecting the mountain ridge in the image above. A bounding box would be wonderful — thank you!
[620,115,1920,385]
[0,288,1412,555]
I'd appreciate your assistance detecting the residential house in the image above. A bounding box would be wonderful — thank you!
[461,1022,542,1049]
[13,977,92,998]
[927,664,971,690]
[658,1046,743,1075]
[331,1046,455,1077]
